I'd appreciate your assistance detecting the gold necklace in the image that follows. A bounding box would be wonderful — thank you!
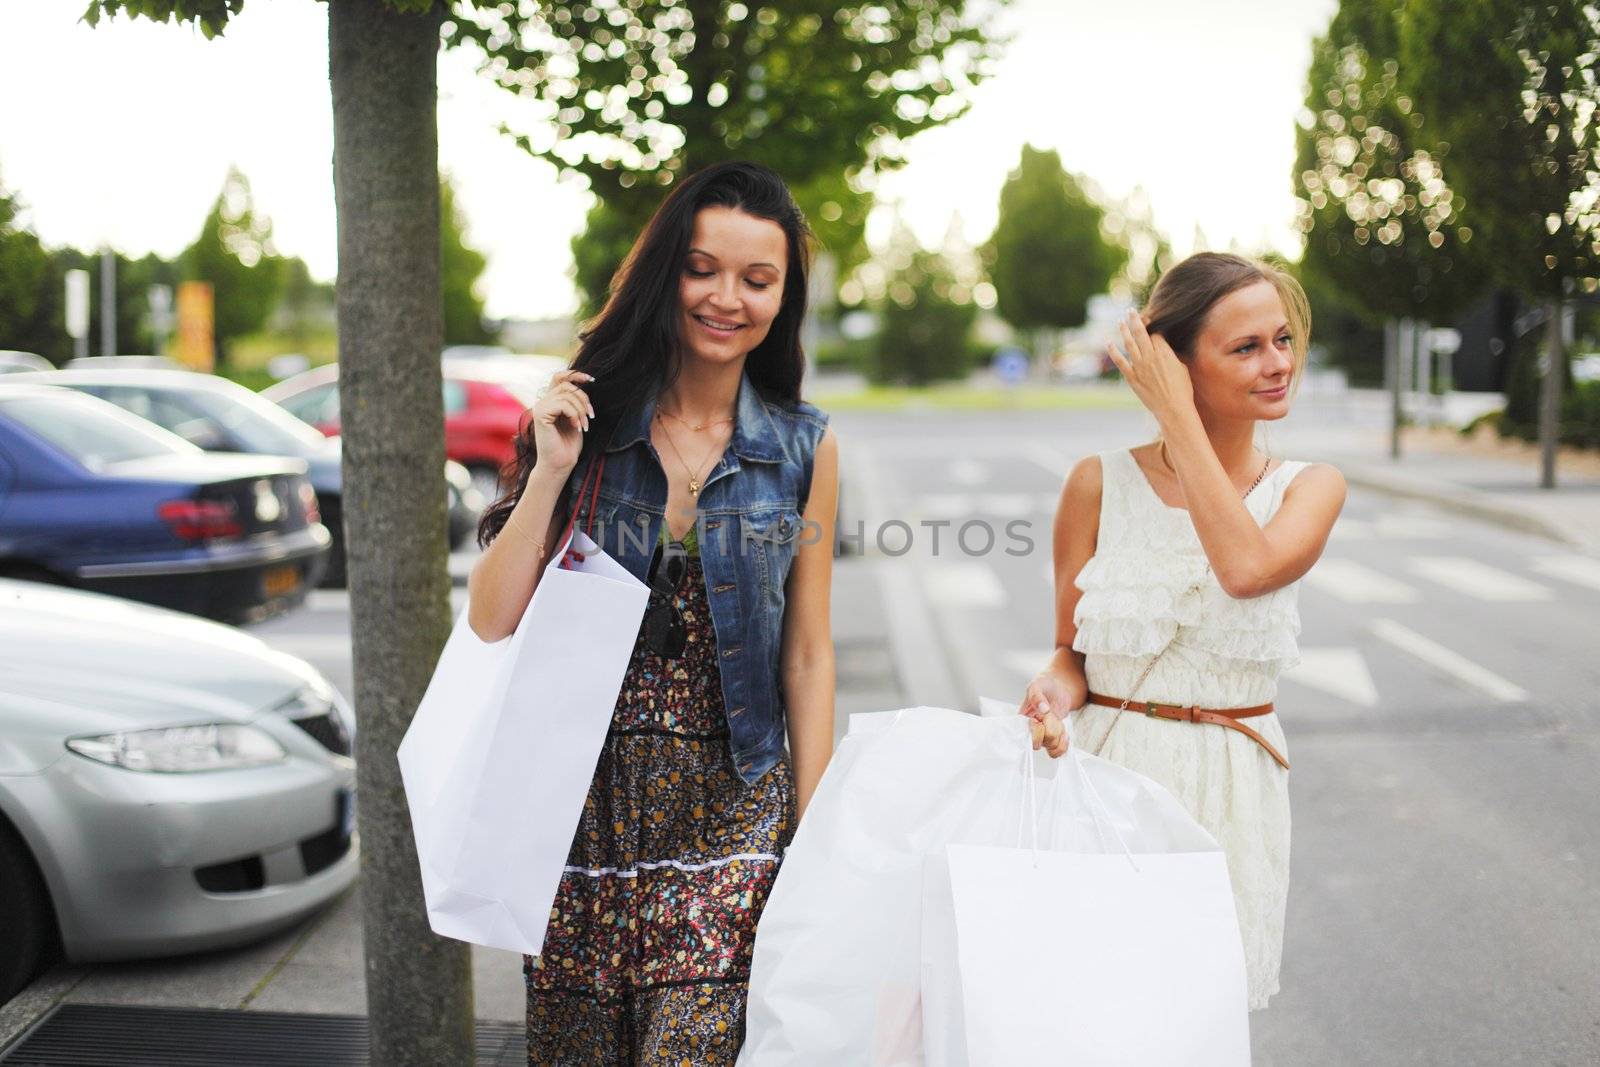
[1159,440,1272,498]
[658,407,734,432]
[655,411,725,496]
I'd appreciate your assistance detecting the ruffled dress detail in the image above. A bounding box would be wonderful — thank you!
[1070,447,1309,1011]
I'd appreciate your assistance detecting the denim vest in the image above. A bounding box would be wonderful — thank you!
[565,372,829,784]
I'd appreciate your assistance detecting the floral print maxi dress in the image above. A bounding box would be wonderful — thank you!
[525,530,795,1065]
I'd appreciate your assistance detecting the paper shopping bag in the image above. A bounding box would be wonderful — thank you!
[398,524,649,955]
[923,840,1250,1066]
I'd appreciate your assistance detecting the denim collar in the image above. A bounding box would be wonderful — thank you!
[605,369,783,463]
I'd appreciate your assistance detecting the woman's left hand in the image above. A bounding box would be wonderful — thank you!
[1107,310,1196,429]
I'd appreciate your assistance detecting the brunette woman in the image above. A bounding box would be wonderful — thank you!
[1020,252,1345,1010]
[468,161,838,1063]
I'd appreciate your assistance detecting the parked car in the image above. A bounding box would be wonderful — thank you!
[65,354,183,371]
[0,351,51,375]
[264,356,565,501]
[0,385,329,621]
[0,577,358,1001]
[7,369,484,586]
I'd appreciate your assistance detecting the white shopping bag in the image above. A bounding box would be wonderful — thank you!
[740,707,1038,1066]
[398,511,649,956]
[920,719,1251,1067]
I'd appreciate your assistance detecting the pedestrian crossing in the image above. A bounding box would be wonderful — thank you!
[918,547,1600,710]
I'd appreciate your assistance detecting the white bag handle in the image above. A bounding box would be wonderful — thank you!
[1042,718,1141,872]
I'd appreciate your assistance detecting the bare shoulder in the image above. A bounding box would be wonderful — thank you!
[1285,460,1347,506]
[1061,453,1103,503]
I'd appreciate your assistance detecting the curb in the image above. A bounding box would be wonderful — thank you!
[1338,461,1583,549]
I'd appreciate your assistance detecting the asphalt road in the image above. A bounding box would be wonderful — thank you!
[831,403,1600,1067]
[241,399,1600,1065]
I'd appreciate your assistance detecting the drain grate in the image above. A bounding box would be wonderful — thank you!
[0,1003,524,1066]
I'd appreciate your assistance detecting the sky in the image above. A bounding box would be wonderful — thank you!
[0,0,1337,322]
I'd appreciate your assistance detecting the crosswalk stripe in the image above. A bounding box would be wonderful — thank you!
[1304,559,1420,603]
[306,589,468,614]
[1004,650,1056,680]
[1369,618,1529,703]
[1407,556,1553,601]
[923,561,1007,609]
[1529,554,1600,593]
[949,459,988,486]
[917,493,1060,520]
[1283,648,1379,706]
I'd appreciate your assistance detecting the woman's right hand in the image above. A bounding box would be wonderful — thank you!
[529,369,596,477]
[1019,668,1077,758]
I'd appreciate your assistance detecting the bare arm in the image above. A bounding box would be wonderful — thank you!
[1110,312,1346,600]
[1163,416,1346,599]
[466,369,594,642]
[780,427,839,820]
[1018,454,1101,755]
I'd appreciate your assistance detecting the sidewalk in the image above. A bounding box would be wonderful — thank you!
[0,554,904,1061]
[1270,395,1600,555]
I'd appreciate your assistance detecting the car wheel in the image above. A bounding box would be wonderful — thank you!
[318,497,347,589]
[467,464,502,505]
[0,817,59,1002]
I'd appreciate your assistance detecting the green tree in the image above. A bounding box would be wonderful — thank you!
[1401,0,1600,484]
[0,176,62,360]
[1294,0,1486,326]
[440,175,496,345]
[86,2,472,1064]
[180,166,284,369]
[873,245,977,385]
[985,144,1125,362]
[450,0,1004,310]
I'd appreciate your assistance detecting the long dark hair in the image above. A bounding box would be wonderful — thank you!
[479,161,815,547]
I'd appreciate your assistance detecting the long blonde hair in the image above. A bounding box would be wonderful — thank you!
[1142,252,1311,397]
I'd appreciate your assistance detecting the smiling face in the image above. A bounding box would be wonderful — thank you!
[1185,280,1296,422]
[677,205,789,369]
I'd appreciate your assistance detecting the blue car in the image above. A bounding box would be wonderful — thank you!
[0,385,330,623]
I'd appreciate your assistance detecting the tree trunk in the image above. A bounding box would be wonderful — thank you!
[1385,318,1402,460]
[1539,299,1564,489]
[328,2,474,1064]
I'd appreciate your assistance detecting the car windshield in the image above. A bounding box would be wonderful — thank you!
[0,392,194,469]
[181,384,331,454]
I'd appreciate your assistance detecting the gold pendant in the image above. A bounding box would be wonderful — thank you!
[689,479,701,496]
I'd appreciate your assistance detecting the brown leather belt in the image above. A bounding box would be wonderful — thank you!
[1085,693,1289,771]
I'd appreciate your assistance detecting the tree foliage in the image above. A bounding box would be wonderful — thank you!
[180,166,283,368]
[985,144,1124,336]
[0,177,58,359]
[874,246,976,384]
[1400,0,1600,299]
[439,175,495,345]
[450,0,1004,308]
[1294,0,1486,322]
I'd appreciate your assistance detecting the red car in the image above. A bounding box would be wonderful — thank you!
[264,356,564,501]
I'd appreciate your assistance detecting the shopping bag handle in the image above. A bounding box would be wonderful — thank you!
[1040,720,1142,872]
[558,452,606,568]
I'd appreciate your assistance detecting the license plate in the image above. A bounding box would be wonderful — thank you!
[338,787,357,838]
[262,564,301,598]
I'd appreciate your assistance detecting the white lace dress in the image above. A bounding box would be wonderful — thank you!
[1070,447,1307,1011]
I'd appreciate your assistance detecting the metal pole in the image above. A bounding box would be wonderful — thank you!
[1386,318,1401,460]
[99,248,116,357]
[1538,299,1566,490]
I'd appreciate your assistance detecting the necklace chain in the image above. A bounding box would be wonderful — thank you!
[655,411,725,497]
[658,407,734,432]
[1159,440,1272,498]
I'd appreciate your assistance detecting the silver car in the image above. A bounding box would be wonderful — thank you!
[0,578,358,1000]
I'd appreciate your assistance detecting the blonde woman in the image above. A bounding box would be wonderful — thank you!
[1020,252,1346,1010]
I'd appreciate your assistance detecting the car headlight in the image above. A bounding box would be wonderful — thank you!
[66,724,288,773]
